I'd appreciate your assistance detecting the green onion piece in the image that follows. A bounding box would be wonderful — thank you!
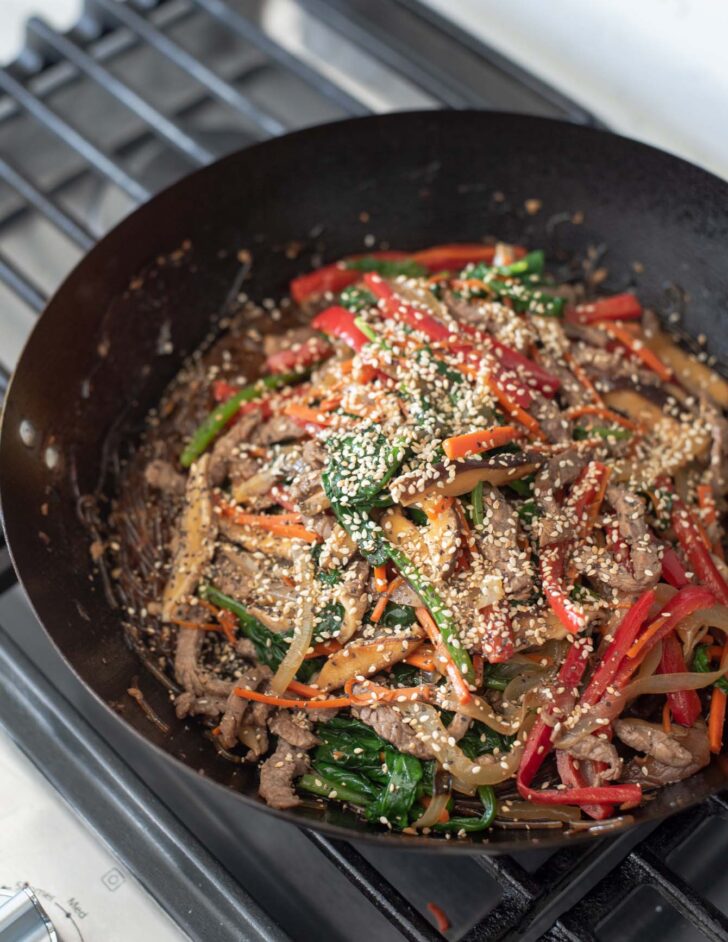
[496,250,544,279]
[471,480,484,527]
[433,785,497,832]
[387,543,475,684]
[180,368,312,467]
[344,257,427,278]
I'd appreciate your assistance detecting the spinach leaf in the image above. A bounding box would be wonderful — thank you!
[339,284,376,312]
[405,506,428,526]
[201,585,289,670]
[313,601,345,641]
[693,644,728,694]
[433,785,497,833]
[458,721,513,759]
[378,602,418,630]
[366,751,423,828]
[323,427,406,508]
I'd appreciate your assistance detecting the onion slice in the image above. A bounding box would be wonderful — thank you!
[399,702,527,786]
[270,547,315,694]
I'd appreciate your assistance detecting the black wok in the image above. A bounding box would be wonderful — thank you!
[2,111,728,852]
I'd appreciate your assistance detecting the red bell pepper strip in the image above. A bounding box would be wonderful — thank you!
[539,543,587,634]
[411,243,514,272]
[264,335,332,374]
[555,751,613,821]
[579,589,656,708]
[661,546,690,589]
[289,251,409,303]
[515,638,641,812]
[489,337,561,397]
[363,272,452,342]
[519,781,642,807]
[627,584,717,660]
[311,305,370,352]
[458,325,560,398]
[659,634,702,727]
[671,498,728,605]
[478,602,515,664]
[565,293,642,324]
[449,342,533,410]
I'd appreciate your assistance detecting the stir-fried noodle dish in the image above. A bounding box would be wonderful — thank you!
[107,241,728,837]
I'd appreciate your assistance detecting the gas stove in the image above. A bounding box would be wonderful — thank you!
[0,3,727,941]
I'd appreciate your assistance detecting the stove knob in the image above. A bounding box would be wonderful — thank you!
[0,889,57,942]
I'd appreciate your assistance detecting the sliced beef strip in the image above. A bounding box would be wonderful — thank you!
[531,391,572,443]
[537,352,586,408]
[563,322,608,348]
[702,401,728,496]
[268,710,320,750]
[534,446,589,546]
[210,544,260,601]
[557,734,623,781]
[144,459,186,496]
[173,627,234,699]
[218,665,272,749]
[476,484,533,599]
[620,722,710,786]
[606,486,661,589]
[252,415,307,446]
[614,718,693,767]
[263,326,318,357]
[353,703,436,760]
[174,690,228,719]
[240,701,271,760]
[209,411,262,486]
[570,542,654,596]
[258,738,311,809]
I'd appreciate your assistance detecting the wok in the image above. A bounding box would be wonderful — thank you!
[2,111,728,851]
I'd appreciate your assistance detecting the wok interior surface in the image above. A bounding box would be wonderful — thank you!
[3,111,728,851]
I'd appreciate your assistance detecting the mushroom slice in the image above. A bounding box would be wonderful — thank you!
[315,633,424,692]
[162,454,217,621]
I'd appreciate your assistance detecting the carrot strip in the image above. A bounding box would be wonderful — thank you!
[601,323,673,382]
[217,501,322,543]
[427,902,451,934]
[425,496,454,520]
[343,677,433,705]
[625,615,670,659]
[563,350,603,405]
[286,679,323,699]
[581,464,612,536]
[216,607,238,645]
[709,686,727,754]
[403,645,438,672]
[304,640,342,659]
[373,565,389,593]
[566,404,641,432]
[697,484,724,559]
[283,402,335,427]
[482,375,546,441]
[415,607,472,703]
[442,424,519,461]
[662,701,672,734]
[234,688,354,709]
[371,576,405,623]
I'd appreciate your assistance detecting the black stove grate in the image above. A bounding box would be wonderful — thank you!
[0,3,725,940]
